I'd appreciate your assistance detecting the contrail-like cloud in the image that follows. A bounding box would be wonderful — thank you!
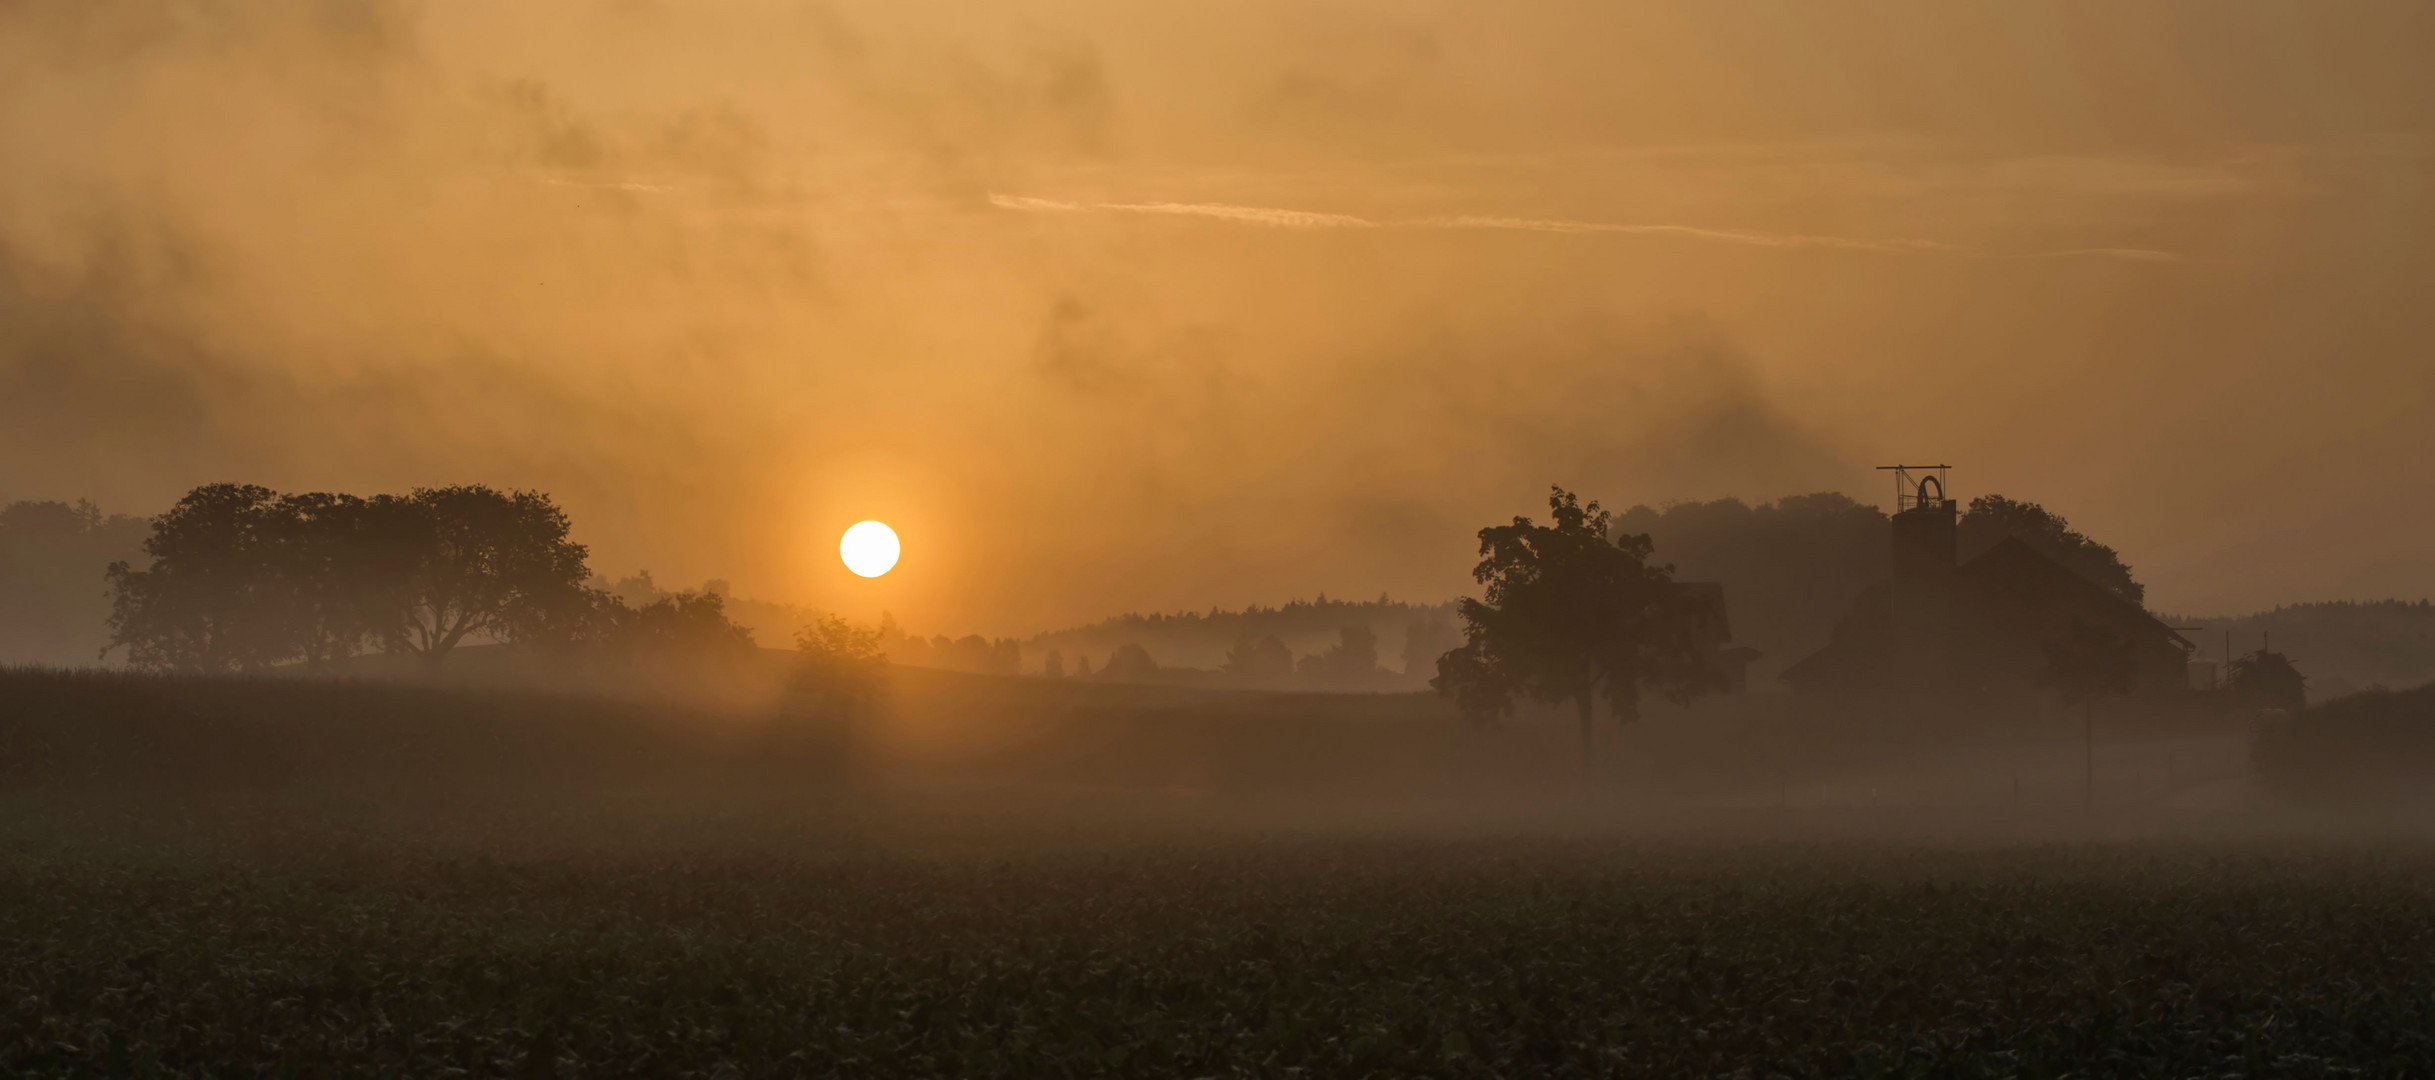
[1413,214,1956,254]
[2015,247,2184,263]
[990,194,1374,229]
[987,193,2181,261]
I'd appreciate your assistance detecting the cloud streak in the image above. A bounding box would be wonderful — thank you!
[989,193,2181,261]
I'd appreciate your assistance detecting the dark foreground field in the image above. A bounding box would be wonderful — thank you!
[7,669,2435,1077]
[9,819,2435,1078]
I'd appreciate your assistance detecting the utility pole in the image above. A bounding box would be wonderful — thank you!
[2084,696,2095,809]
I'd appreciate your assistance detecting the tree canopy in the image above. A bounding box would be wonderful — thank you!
[385,485,595,671]
[1609,493,1888,684]
[103,484,299,673]
[1223,633,1294,682]
[103,482,750,677]
[1433,487,1731,760]
[1960,495,2143,605]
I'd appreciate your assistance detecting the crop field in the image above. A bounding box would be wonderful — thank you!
[6,669,2434,1077]
[7,813,2435,1078]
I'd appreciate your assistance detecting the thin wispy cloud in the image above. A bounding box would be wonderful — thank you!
[989,194,1373,229]
[2016,247,2185,263]
[1414,214,1956,254]
[989,193,2180,262]
[1102,201,1377,229]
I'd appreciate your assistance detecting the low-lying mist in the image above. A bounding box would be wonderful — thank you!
[3,661,2370,853]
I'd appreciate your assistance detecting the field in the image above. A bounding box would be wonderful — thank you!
[6,668,2435,1077]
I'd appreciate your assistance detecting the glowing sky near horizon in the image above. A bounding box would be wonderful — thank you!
[2,1,2431,634]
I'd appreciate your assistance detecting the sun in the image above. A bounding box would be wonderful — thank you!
[839,520,901,578]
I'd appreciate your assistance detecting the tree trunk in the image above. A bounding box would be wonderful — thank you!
[2083,698,2095,808]
[1576,693,1595,771]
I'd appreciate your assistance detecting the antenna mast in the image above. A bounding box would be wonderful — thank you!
[1875,464,1953,511]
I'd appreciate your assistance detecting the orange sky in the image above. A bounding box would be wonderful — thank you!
[3,1,2430,634]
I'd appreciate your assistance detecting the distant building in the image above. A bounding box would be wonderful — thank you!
[1780,483,2190,699]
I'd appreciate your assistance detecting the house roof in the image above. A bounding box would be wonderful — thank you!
[1957,537,2189,651]
[1778,537,2186,688]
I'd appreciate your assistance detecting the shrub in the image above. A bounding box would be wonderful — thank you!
[2254,681,2435,804]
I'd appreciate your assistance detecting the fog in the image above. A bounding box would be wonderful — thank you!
[5,0,2432,637]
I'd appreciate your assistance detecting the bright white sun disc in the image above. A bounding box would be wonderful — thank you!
[839,520,900,578]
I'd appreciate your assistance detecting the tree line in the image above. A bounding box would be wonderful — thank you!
[103,483,755,676]
[1426,486,2170,768]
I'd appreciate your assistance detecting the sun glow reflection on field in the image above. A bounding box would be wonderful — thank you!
[840,520,901,578]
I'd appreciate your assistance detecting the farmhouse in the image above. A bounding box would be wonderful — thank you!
[1780,475,2191,698]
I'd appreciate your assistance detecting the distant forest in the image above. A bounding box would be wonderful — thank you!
[10,489,2435,701]
[605,570,1457,691]
[2160,601,2435,702]
[1010,596,1463,691]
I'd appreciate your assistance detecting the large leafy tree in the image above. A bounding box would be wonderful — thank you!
[264,491,395,670]
[611,591,758,659]
[381,485,594,675]
[1608,492,1888,683]
[1432,487,1730,763]
[1961,495,2143,605]
[101,483,757,681]
[104,484,295,672]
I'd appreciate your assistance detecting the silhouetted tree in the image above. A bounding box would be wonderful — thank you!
[105,484,295,672]
[1043,650,1066,679]
[798,614,884,673]
[613,591,757,657]
[1223,633,1294,682]
[2229,649,2308,711]
[942,634,986,671]
[265,491,394,669]
[1298,625,1384,688]
[1101,642,1157,682]
[796,614,886,710]
[382,486,592,675]
[1433,487,1732,764]
[1611,492,1888,683]
[1961,495,2143,605]
[2039,616,2140,805]
[100,483,767,683]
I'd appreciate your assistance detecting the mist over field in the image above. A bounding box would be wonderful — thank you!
[11,4,2435,1075]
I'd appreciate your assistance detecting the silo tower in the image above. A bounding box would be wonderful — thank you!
[1881,465,1957,685]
